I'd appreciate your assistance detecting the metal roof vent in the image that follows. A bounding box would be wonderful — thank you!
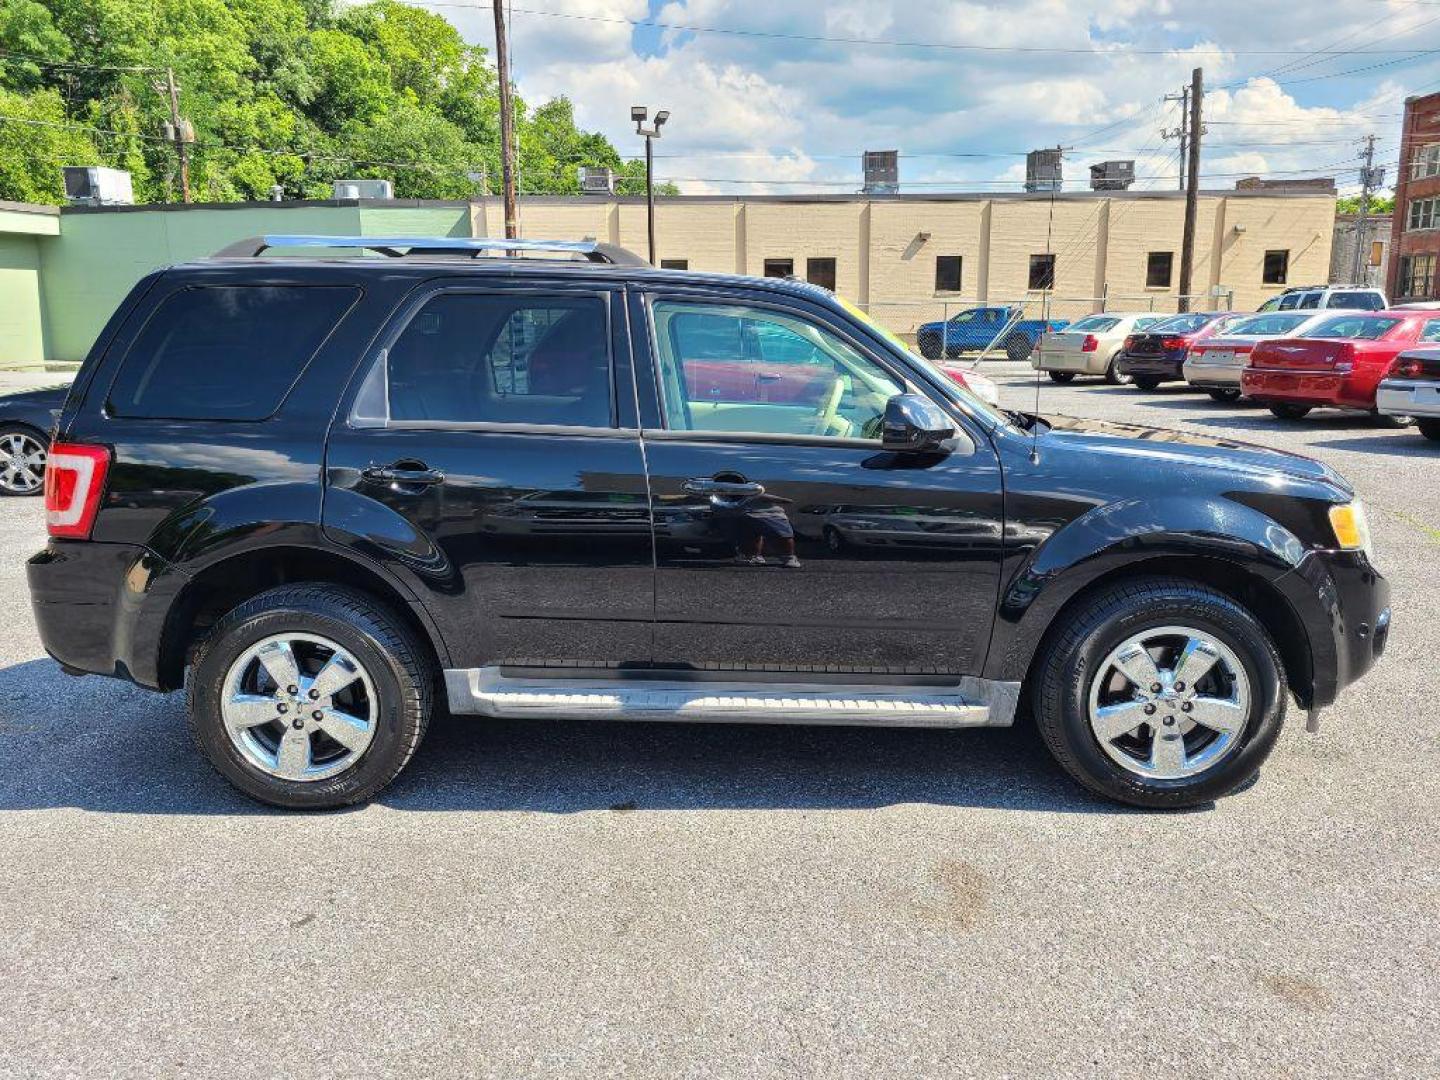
[332,179,394,200]
[580,167,615,195]
[862,150,899,195]
[1025,149,1063,193]
[62,166,134,206]
[1089,160,1135,191]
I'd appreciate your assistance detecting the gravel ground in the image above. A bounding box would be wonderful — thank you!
[1,365,1436,1079]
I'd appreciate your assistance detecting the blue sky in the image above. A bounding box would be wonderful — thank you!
[421,0,1440,196]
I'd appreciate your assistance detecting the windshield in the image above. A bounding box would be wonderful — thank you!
[1069,316,1120,332]
[1298,315,1401,340]
[1225,312,1313,336]
[837,297,1011,428]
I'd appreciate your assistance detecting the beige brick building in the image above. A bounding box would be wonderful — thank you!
[474,189,1335,338]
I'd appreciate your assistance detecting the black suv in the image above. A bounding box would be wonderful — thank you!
[28,236,1391,810]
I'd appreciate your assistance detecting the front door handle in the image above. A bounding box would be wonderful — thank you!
[683,477,764,497]
[756,372,783,382]
[362,463,446,487]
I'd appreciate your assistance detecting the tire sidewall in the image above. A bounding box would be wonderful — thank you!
[1044,589,1285,807]
[190,595,422,808]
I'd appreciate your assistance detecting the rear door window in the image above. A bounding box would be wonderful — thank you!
[108,285,359,420]
[1325,290,1385,310]
[1296,292,1322,309]
[358,292,613,428]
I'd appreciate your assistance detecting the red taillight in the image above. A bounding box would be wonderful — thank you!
[1082,334,1098,352]
[1390,355,1424,378]
[1123,335,1137,350]
[44,443,109,539]
[1161,336,1187,351]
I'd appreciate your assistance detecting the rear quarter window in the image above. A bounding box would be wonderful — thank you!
[107,285,360,420]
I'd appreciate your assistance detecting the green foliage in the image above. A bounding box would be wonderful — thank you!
[0,0,653,204]
[1337,192,1395,215]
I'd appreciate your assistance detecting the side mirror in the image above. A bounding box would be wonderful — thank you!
[881,393,955,453]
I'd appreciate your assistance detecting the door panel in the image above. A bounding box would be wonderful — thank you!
[324,285,655,670]
[638,292,1004,676]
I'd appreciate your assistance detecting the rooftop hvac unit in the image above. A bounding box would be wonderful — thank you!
[62,166,134,206]
[332,179,394,200]
[1025,149,1063,193]
[580,167,615,195]
[862,150,899,195]
[1089,159,1135,191]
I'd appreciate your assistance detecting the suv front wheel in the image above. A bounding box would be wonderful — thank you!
[1032,577,1286,809]
[188,584,433,809]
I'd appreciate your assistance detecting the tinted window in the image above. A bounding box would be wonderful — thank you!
[1299,315,1401,341]
[763,258,793,278]
[376,293,611,427]
[806,257,837,292]
[1149,313,1212,334]
[935,255,962,292]
[660,259,688,270]
[1277,293,1301,310]
[1297,292,1321,309]
[1263,250,1289,285]
[1146,252,1173,288]
[1133,317,1164,330]
[1069,316,1119,332]
[1029,254,1056,290]
[109,285,357,420]
[1325,290,1384,310]
[652,301,903,439]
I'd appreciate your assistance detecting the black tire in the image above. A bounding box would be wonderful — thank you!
[0,424,48,498]
[1048,371,1076,384]
[1419,418,1440,442]
[188,584,433,809]
[1005,333,1031,362]
[1105,358,1132,385]
[1207,388,1242,403]
[1373,411,1414,428]
[823,525,845,553]
[1133,377,1161,391]
[1031,577,1286,809]
[1269,403,1311,421]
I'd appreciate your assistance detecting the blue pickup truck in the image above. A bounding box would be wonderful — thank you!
[916,306,1070,361]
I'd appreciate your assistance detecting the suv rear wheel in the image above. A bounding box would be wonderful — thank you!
[188,584,433,809]
[1032,577,1285,809]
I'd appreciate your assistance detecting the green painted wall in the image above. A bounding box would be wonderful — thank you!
[0,234,47,367]
[36,202,471,362]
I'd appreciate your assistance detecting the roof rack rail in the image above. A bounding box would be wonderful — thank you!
[211,235,652,266]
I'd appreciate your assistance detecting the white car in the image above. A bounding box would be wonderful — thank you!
[1182,311,1332,402]
[1256,285,1388,313]
[1031,312,1166,384]
[1376,346,1440,442]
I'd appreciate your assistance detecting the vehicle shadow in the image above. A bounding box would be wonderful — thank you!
[0,657,1148,816]
[1310,434,1436,457]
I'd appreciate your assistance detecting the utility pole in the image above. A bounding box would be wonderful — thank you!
[1162,86,1189,192]
[162,68,191,204]
[1177,67,1203,312]
[1353,134,1383,284]
[492,0,519,240]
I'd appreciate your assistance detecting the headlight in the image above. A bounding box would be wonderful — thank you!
[1328,501,1375,561]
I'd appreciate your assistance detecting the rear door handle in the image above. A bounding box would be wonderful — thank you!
[362,463,446,487]
[683,477,764,497]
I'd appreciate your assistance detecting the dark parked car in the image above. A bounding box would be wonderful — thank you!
[1113,312,1245,390]
[29,236,1391,810]
[0,384,65,496]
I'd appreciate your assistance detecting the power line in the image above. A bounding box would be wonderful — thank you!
[0,48,162,73]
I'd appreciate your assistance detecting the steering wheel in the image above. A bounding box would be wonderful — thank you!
[813,375,846,436]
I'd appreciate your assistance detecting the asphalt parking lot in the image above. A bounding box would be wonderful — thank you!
[1,364,1436,1079]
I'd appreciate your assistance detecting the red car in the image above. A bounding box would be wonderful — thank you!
[1241,311,1440,422]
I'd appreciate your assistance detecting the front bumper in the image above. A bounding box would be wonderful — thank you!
[27,541,185,690]
[1115,352,1185,380]
[1375,378,1440,419]
[1274,549,1391,709]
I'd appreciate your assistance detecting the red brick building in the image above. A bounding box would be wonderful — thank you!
[1388,90,1440,301]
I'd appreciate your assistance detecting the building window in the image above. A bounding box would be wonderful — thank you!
[1028,253,1056,291]
[934,255,963,292]
[1146,251,1174,288]
[660,259,688,270]
[806,257,837,291]
[1399,253,1436,299]
[1407,196,1440,231]
[763,258,794,278]
[1262,249,1290,286]
[1412,143,1440,179]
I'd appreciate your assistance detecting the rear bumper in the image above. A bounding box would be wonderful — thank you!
[27,541,184,690]
[1182,360,1244,388]
[1032,351,1108,375]
[1375,378,1440,418]
[1240,369,1371,409]
[1274,549,1391,709]
[1115,352,1185,379]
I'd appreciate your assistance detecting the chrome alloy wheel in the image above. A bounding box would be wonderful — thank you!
[221,633,378,782]
[0,432,46,495]
[1086,625,1250,780]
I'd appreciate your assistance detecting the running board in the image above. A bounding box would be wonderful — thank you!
[444,668,1019,728]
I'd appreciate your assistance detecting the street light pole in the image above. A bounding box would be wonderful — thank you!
[632,106,669,265]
